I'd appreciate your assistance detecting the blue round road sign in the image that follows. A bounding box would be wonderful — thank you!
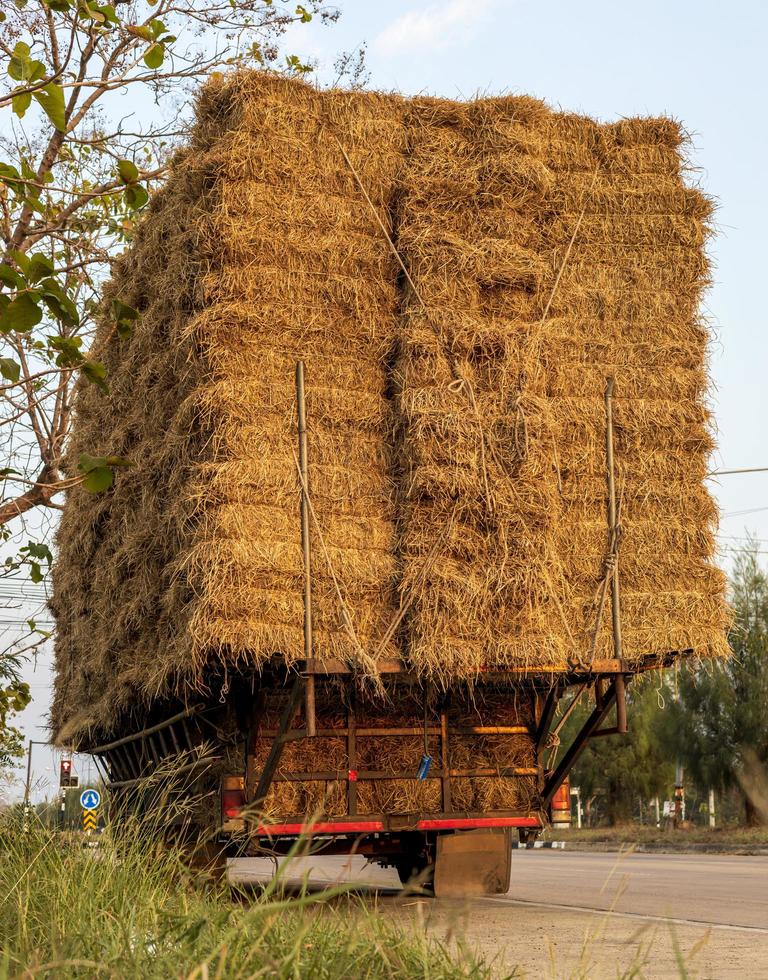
[80,789,101,810]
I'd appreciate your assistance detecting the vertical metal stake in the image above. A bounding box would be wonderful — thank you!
[604,377,623,661]
[296,360,316,737]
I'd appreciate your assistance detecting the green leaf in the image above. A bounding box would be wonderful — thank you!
[0,163,23,195]
[77,452,115,492]
[0,358,21,383]
[83,465,113,492]
[78,452,105,473]
[24,540,53,562]
[285,54,313,74]
[7,251,30,276]
[45,1,74,11]
[29,561,43,583]
[0,293,42,333]
[39,279,79,327]
[112,298,139,338]
[0,467,20,477]
[81,360,108,391]
[8,250,30,275]
[126,24,153,41]
[48,334,83,367]
[143,42,164,69]
[22,195,46,215]
[8,43,45,84]
[296,5,312,23]
[11,90,32,118]
[123,183,149,210]
[27,253,55,284]
[117,159,139,184]
[0,264,24,290]
[33,82,67,132]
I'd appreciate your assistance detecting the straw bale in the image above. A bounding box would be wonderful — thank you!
[51,72,728,747]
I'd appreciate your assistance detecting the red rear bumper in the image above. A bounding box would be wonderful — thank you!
[254,815,541,836]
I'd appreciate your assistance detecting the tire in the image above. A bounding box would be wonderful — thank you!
[395,852,434,890]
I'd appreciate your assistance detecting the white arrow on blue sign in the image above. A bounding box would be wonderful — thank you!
[80,789,101,811]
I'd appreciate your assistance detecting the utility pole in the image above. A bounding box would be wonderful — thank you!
[674,761,685,827]
[672,663,685,828]
[23,738,33,806]
[23,739,51,829]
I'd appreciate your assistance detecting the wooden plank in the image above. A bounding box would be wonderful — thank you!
[298,655,680,680]
[256,725,531,739]
[347,694,357,816]
[167,721,182,757]
[440,701,452,812]
[303,657,404,675]
[535,684,559,754]
[107,755,220,790]
[272,767,538,782]
[253,679,305,805]
[156,727,171,759]
[89,704,205,755]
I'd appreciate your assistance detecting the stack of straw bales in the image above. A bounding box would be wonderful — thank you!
[51,72,728,744]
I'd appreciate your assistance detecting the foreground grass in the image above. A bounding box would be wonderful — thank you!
[0,817,502,980]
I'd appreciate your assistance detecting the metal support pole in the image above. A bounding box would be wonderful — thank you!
[604,377,623,661]
[23,738,33,807]
[542,679,621,808]
[296,360,316,737]
[615,673,628,734]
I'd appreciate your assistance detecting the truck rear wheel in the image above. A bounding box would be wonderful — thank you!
[394,833,435,890]
[395,853,434,889]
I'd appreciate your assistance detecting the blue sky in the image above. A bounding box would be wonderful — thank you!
[9,0,768,799]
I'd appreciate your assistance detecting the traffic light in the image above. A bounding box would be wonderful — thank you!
[59,758,79,788]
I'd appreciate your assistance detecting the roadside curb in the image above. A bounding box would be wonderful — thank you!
[511,841,567,850]
[544,841,768,856]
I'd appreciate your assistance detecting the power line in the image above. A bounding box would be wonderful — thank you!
[721,506,768,518]
[717,535,768,545]
[708,467,768,476]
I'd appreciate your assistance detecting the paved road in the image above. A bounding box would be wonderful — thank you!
[230,850,768,977]
[502,850,768,930]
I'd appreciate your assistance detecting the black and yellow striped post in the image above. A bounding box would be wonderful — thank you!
[83,810,98,833]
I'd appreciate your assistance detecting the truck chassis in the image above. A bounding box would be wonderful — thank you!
[89,653,672,895]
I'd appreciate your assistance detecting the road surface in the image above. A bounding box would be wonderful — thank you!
[230,849,768,977]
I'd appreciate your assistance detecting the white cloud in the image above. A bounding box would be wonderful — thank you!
[373,0,501,57]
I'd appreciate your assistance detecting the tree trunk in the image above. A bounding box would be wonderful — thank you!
[744,794,766,827]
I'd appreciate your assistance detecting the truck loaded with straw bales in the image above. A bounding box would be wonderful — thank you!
[50,73,728,894]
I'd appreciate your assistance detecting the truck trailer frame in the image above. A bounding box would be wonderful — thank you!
[89,652,673,893]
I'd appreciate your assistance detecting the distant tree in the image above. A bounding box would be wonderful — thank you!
[563,676,675,826]
[664,545,768,826]
[0,649,29,774]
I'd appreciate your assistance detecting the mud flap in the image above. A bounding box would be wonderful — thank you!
[433,829,511,898]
